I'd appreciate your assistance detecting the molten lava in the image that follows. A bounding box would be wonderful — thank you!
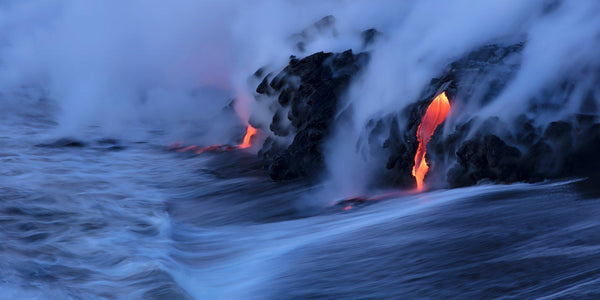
[412,91,451,191]
[169,124,258,155]
[168,91,258,154]
[238,125,257,149]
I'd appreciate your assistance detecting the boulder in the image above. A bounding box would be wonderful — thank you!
[258,49,369,180]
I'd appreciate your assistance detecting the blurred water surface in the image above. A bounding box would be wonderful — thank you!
[1,111,599,299]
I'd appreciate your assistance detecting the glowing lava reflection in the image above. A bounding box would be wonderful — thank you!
[412,91,450,191]
[169,125,257,155]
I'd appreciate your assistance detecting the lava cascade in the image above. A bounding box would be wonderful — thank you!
[238,125,257,149]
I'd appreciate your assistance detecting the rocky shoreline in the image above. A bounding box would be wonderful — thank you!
[247,18,600,189]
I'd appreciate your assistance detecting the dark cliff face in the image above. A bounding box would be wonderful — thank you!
[363,43,524,189]
[256,50,370,181]
[425,43,600,187]
[250,34,599,188]
[383,43,600,189]
[443,117,600,187]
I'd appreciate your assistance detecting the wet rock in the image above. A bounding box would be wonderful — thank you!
[270,109,291,137]
[449,134,523,186]
[253,67,265,79]
[258,49,369,180]
[522,141,555,181]
[361,43,525,189]
[256,73,274,95]
[254,38,598,188]
[571,122,600,179]
[544,121,573,152]
[514,115,539,145]
[446,117,600,187]
[389,43,596,188]
[278,88,293,106]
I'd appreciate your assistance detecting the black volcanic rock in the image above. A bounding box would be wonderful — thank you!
[522,141,555,181]
[446,118,600,187]
[256,73,274,95]
[252,39,598,188]
[367,43,525,188]
[257,49,369,180]
[449,134,523,186]
[437,63,599,187]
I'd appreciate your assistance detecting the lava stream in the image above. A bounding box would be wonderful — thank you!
[412,92,450,191]
[238,125,257,149]
[169,125,257,154]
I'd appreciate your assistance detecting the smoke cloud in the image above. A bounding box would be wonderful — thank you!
[0,1,241,141]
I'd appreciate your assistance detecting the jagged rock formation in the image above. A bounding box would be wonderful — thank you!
[257,50,369,180]
[442,116,600,187]
[363,43,524,188]
[250,18,599,188]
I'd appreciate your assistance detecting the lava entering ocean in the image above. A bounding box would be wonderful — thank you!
[169,125,257,154]
[238,125,257,149]
[412,92,451,191]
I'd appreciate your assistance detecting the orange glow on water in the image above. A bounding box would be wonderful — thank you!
[168,92,259,153]
[412,92,450,191]
[177,145,197,152]
[169,125,258,155]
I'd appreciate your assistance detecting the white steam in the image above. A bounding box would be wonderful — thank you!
[0,1,239,141]
[0,0,599,194]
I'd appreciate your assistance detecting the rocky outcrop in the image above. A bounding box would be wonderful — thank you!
[363,43,523,188]
[364,42,600,188]
[250,19,599,188]
[257,50,369,180]
[446,117,600,187]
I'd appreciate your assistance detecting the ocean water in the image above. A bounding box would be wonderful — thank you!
[1,111,599,299]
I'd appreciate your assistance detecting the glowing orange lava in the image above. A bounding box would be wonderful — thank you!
[169,90,258,154]
[177,145,197,152]
[238,125,257,149]
[170,124,257,154]
[412,91,451,191]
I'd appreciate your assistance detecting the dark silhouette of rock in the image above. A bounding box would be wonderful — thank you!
[361,43,526,188]
[256,73,274,95]
[252,33,599,188]
[257,49,369,180]
[446,118,600,187]
[449,134,522,186]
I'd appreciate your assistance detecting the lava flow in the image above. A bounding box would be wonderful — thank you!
[238,125,257,149]
[169,125,257,154]
[412,91,451,191]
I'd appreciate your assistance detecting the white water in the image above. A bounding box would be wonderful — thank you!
[3,116,594,299]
